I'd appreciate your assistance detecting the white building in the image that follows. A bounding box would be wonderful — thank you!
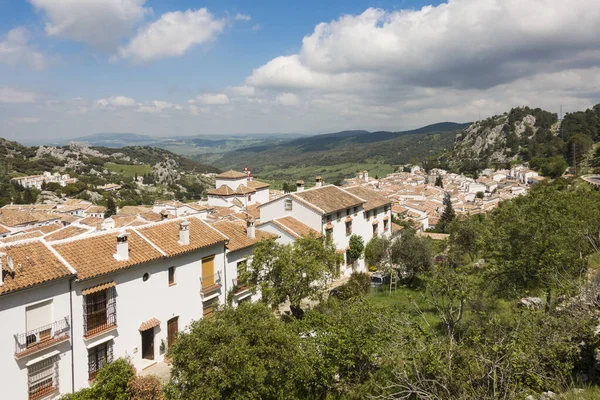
[259,184,392,276]
[11,172,76,190]
[0,216,233,399]
[152,200,210,219]
[208,169,270,208]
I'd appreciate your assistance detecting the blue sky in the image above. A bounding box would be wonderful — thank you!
[1,0,599,142]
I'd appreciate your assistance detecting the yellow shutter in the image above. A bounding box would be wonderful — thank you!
[202,255,215,288]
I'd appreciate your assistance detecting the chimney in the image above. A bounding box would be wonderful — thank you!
[363,171,369,182]
[315,176,322,188]
[296,180,304,192]
[179,220,190,245]
[246,218,255,239]
[114,232,129,261]
[160,211,169,220]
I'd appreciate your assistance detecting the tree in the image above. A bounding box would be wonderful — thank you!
[348,234,364,264]
[475,191,484,199]
[395,231,433,284]
[247,235,342,319]
[435,175,443,188]
[437,195,456,233]
[165,302,312,400]
[540,155,568,178]
[449,215,487,263]
[568,133,594,171]
[486,183,592,308]
[105,196,117,218]
[62,358,135,400]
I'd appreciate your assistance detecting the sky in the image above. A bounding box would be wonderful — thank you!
[1,0,600,142]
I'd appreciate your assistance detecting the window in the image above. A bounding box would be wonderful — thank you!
[345,250,352,266]
[203,297,219,318]
[28,356,58,400]
[236,261,247,287]
[346,208,350,216]
[366,210,370,220]
[84,287,116,337]
[326,214,331,222]
[384,219,389,231]
[248,195,252,201]
[384,205,390,213]
[284,198,293,211]
[336,211,341,221]
[353,207,358,216]
[88,341,113,381]
[142,273,150,282]
[346,221,352,236]
[325,227,333,242]
[168,267,175,286]
[25,300,52,346]
[373,223,378,237]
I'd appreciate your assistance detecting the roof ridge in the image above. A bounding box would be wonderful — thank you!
[42,239,77,275]
[130,228,168,257]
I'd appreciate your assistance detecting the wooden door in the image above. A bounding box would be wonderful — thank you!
[202,255,215,288]
[141,329,154,360]
[167,317,178,348]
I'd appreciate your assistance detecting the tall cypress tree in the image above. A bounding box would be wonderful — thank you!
[438,195,456,233]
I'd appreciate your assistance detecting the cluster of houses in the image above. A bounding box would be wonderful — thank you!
[11,172,77,190]
[0,168,396,400]
[341,165,539,231]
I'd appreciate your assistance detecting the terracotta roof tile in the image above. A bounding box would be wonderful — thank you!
[208,185,236,196]
[0,240,73,295]
[216,170,247,179]
[0,231,44,243]
[139,318,160,331]
[246,180,270,189]
[212,220,275,252]
[85,206,107,214]
[345,186,391,212]
[235,185,256,195]
[117,206,153,215]
[53,230,164,280]
[45,226,91,242]
[79,216,103,227]
[135,218,227,257]
[0,225,10,235]
[26,222,63,234]
[271,216,322,239]
[0,210,60,227]
[293,185,364,214]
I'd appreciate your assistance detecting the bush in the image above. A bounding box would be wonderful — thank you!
[61,358,135,400]
[334,272,371,300]
[128,375,164,400]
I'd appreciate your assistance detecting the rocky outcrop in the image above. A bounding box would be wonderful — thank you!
[518,297,544,310]
[153,158,180,184]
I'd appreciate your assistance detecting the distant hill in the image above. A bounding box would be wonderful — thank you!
[439,104,600,176]
[200,122,470,173]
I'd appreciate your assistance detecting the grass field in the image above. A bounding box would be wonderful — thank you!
[104,162,152,177]
[255,163,396,188]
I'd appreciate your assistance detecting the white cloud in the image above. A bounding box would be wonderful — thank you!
[0,27,48,70]
[248,1,600,92]
[96,96,137,108]
[30,0,150,52]
[251,24,261,32]
[276,92,299,106]
[195,93,230,105]
[227,85,255,96]
[117,8,225,62]
[234,13,251,21]
[137,100,182,113]
[0,87,40,103]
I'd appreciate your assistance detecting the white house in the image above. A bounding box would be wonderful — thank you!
[0,216,231,399]
[0,240,75,400]
[11,172,76,190]
[211,220,275,307]
[152,200,210,219]
[259,184,392,276]
[208,169,270,209]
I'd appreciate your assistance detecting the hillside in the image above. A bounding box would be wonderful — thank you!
[200,122,469,183]
[440,104,600,176]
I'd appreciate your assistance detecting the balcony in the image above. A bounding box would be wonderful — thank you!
[14,317,70,358]
[200,271,222,296]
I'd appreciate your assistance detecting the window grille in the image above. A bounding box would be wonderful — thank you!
[28,356,58,400]
[83,287,116,337]
[88,341,113,381]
